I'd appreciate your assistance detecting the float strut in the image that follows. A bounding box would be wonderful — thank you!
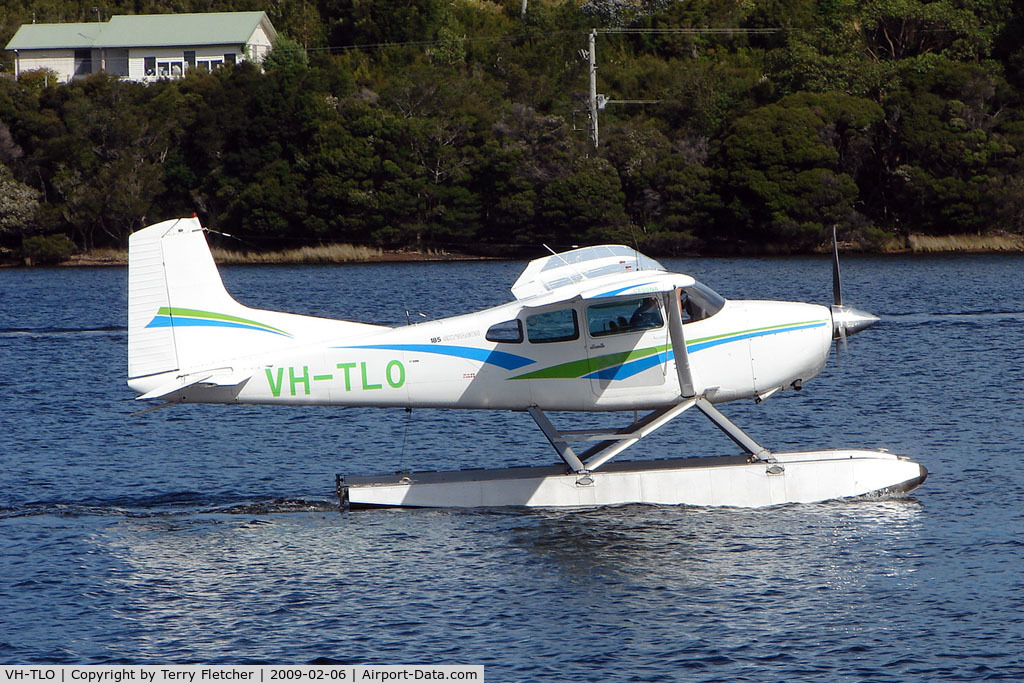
[528,406,588,473]
[695,397,773,461]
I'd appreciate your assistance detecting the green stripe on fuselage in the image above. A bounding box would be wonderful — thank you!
[685,319,826,347]
[511,344,670,380]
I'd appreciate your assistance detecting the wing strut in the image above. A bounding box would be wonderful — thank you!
[527,396,773,475]
[661,289,697,398]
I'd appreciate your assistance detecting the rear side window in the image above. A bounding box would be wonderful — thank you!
[526,309,579,343]
[486,319,523,343]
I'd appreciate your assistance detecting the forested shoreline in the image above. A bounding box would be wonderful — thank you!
[3,0,1024,263]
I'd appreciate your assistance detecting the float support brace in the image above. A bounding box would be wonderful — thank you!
[529,399,699,474]
[579,398,697,471]
[696,397,772,461]
[528,406,588,473]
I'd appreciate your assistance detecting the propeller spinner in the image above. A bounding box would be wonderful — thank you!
[830,226,878,344]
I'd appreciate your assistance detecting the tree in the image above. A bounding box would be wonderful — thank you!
[716,92,883,251]
[877,59,1021,235]
[263,35,310,72]
[323,0,440,49]
[479,104,576,244]
[36,74,169,248]
[857,0,986,62]
[0,162,41,242]
[539,156,628,246]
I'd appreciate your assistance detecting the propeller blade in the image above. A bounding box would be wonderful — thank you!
[832,225,843,307]
[829,226,875,359]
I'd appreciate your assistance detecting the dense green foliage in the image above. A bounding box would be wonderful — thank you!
[2,0,1024,254]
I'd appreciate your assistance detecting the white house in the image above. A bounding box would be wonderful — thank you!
[5,11,277,84]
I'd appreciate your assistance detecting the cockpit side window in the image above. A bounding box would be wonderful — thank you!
[486,319,523,343]
[526,309,579,343]
[680,282,725,322]
[587,297,664,337]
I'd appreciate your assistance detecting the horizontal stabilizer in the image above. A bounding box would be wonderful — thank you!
[135,371,251,401]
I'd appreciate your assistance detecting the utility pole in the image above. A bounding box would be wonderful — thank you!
[588,29,599,151]
[583,28,780,149]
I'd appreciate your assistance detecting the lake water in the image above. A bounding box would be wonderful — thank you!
[2,253,1023,680]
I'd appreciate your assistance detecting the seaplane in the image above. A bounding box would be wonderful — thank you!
[127,216,926,508]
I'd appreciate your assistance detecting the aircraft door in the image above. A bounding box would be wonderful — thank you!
[584,296,670,402]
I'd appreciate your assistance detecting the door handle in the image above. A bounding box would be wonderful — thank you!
[590,343,605,349]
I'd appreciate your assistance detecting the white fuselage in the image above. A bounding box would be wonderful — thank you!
[126,221,834,412]
[129,294,832,411]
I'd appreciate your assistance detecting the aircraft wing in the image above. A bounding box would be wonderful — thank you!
[511,244,669,300]
[517,271,696,310]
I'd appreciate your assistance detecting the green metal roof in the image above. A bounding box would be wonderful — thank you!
[6,23,103,50]
[6,11,275,51]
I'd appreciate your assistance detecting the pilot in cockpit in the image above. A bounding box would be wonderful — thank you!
[630,297,662,329]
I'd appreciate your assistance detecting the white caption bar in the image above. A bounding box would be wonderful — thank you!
[0,666,483,683]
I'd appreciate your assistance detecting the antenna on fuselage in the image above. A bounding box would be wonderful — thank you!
[404,306,427,326]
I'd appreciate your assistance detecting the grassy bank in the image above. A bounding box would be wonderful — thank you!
[27,232,1024,266]
[54,242,483,266]
[210,243,383,264]
[905,233,1024,253]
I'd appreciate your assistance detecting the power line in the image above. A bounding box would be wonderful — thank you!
[289,29,582,55]
[583,27,783,148]
[273,27,782,55]
[598,28,784,35]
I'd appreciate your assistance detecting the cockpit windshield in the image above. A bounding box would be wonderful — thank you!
[680,282,725,322]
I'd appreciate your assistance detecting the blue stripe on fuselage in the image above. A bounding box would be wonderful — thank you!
[341,344,536,371]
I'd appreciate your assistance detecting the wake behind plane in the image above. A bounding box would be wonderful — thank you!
[127,217,926,508]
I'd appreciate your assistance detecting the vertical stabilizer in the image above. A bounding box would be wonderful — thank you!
[128,215,258,381]
[127,217,191,380]
[128,216,387,396]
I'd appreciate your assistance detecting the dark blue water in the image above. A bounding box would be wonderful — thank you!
[2,254,1023,680]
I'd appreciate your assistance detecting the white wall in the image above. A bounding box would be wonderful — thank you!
[15,50,76,83]
[247,25,274,64]
[17,36,268,84]
[127,45,245,81]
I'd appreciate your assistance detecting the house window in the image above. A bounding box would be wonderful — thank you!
[224,53,236,66]
[74,49,92,77]
[184,51,196,69]
[157,60,184,77]
[196,58,224,72]
[144,56,156,76]
[107,49,129,76]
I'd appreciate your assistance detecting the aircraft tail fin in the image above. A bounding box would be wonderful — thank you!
[127,216,383,393]
[128,217,191,381]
